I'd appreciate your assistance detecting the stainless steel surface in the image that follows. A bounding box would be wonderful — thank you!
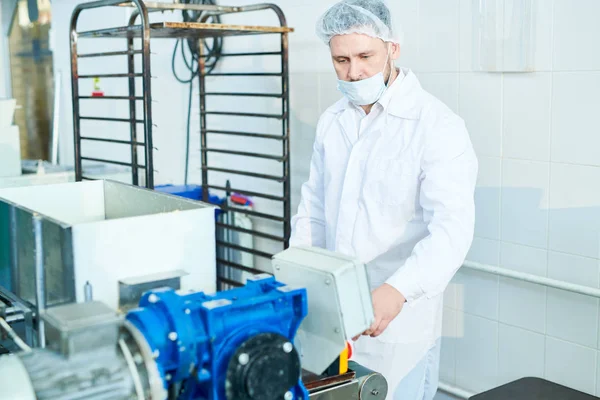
[9,206,17,292]
[349,361,388,400]
[0,180,217,310]
[118,270,186,311]
[50,71,61,165]
[102,180,203,220]
[33,216,45,348]
[309,381,359,400]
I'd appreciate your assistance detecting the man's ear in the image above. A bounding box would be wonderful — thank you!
[391,42,401,60]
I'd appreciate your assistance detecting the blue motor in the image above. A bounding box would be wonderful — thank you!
[125,274,309,400]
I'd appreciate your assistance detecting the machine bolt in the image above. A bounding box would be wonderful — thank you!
[325,279,331,285]
[166,374,172,381]
[238,353,249,365]
[284,391,293,400]
[152,349,160,359]
[169,332,178,341]
[185,309,191,315]
[275,265,280,270]
[283,342,293,353]
[133,353,143,364]
[334,328,341,333]
[371,389,380,395]
[148,294,159,303]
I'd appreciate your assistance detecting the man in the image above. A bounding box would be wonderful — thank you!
[289,0,478,399]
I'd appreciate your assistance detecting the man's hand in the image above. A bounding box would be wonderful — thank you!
[353,284,406,340]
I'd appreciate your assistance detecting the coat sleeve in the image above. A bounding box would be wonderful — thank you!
[385,113,478,305]
[289,118,327,248]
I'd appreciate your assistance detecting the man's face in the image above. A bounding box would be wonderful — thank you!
[329,33,400,82]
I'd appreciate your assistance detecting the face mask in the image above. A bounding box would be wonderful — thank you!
[337,46,391,106]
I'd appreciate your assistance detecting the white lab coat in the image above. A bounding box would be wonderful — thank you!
[290,69,477,399]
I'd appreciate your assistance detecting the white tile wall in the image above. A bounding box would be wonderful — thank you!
[501,159,550,248]
[545,337,597,396]
[546,252,599,348]
[459,73,503,158]
[532,0,555,71]
[418,73,460,113]
[548,163,600,259]
[455,268,499,320]
[458,0,474,72]
[440,308,458,384]
[551,72,600,167]
[498,277,546,334]
[498,324,545,385]
[417,0,460,73]
[502,73,552,161]
[455,313,499,393]
[500,242,548,276]
[474,157,502,240]
[388,0,419,69]
[552,0,600,71]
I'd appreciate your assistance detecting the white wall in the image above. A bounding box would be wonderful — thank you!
[51,0,600,397]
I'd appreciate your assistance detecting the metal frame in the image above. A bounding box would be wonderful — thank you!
[69,1,293,290]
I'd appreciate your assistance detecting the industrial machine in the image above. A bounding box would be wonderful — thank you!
[0,181,388,400]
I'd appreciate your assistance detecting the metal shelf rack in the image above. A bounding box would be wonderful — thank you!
[70,0,293,290]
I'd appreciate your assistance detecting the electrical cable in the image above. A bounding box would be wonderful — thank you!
[172,0,223,185]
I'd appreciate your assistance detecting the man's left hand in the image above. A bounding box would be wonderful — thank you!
[353,284,405,339]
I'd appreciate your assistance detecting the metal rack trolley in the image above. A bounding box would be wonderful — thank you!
[69,1,293,290]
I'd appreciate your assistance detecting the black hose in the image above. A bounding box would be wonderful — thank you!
[172,0,223,185]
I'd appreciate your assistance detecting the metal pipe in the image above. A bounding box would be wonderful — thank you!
[206,72,282,77]
[215,222,285,242]
[206,185,284,201]
[125,0,154,189]
[199,41,209,202]
[78,50,142,58]
[219,205,284,222]
[215,241,274,260]
[202,92,282,98]
[462,260,600,299]
[281,29,291,248]
[202,148,286,161]
[437,381,474,399]
[9,207,18,294]
[79,95,143,100]
[33,215,45,348]
[203,129,286,141]
[216,258,265,275]
[203,166,284,182]
[70,7,83,181]
[78,73,143,78]
[127,21,140,186]
[50,71,61,164]
[80,116,144,123]
[80,136,145,146]
[202,110,285,119]
[120,1,239,13]
[199,51,282,58]
[81,156,146,169]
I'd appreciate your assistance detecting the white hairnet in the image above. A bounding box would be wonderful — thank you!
[316,0,401,45]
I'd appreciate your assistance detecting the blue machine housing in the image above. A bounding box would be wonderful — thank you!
[126,275,309,400]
